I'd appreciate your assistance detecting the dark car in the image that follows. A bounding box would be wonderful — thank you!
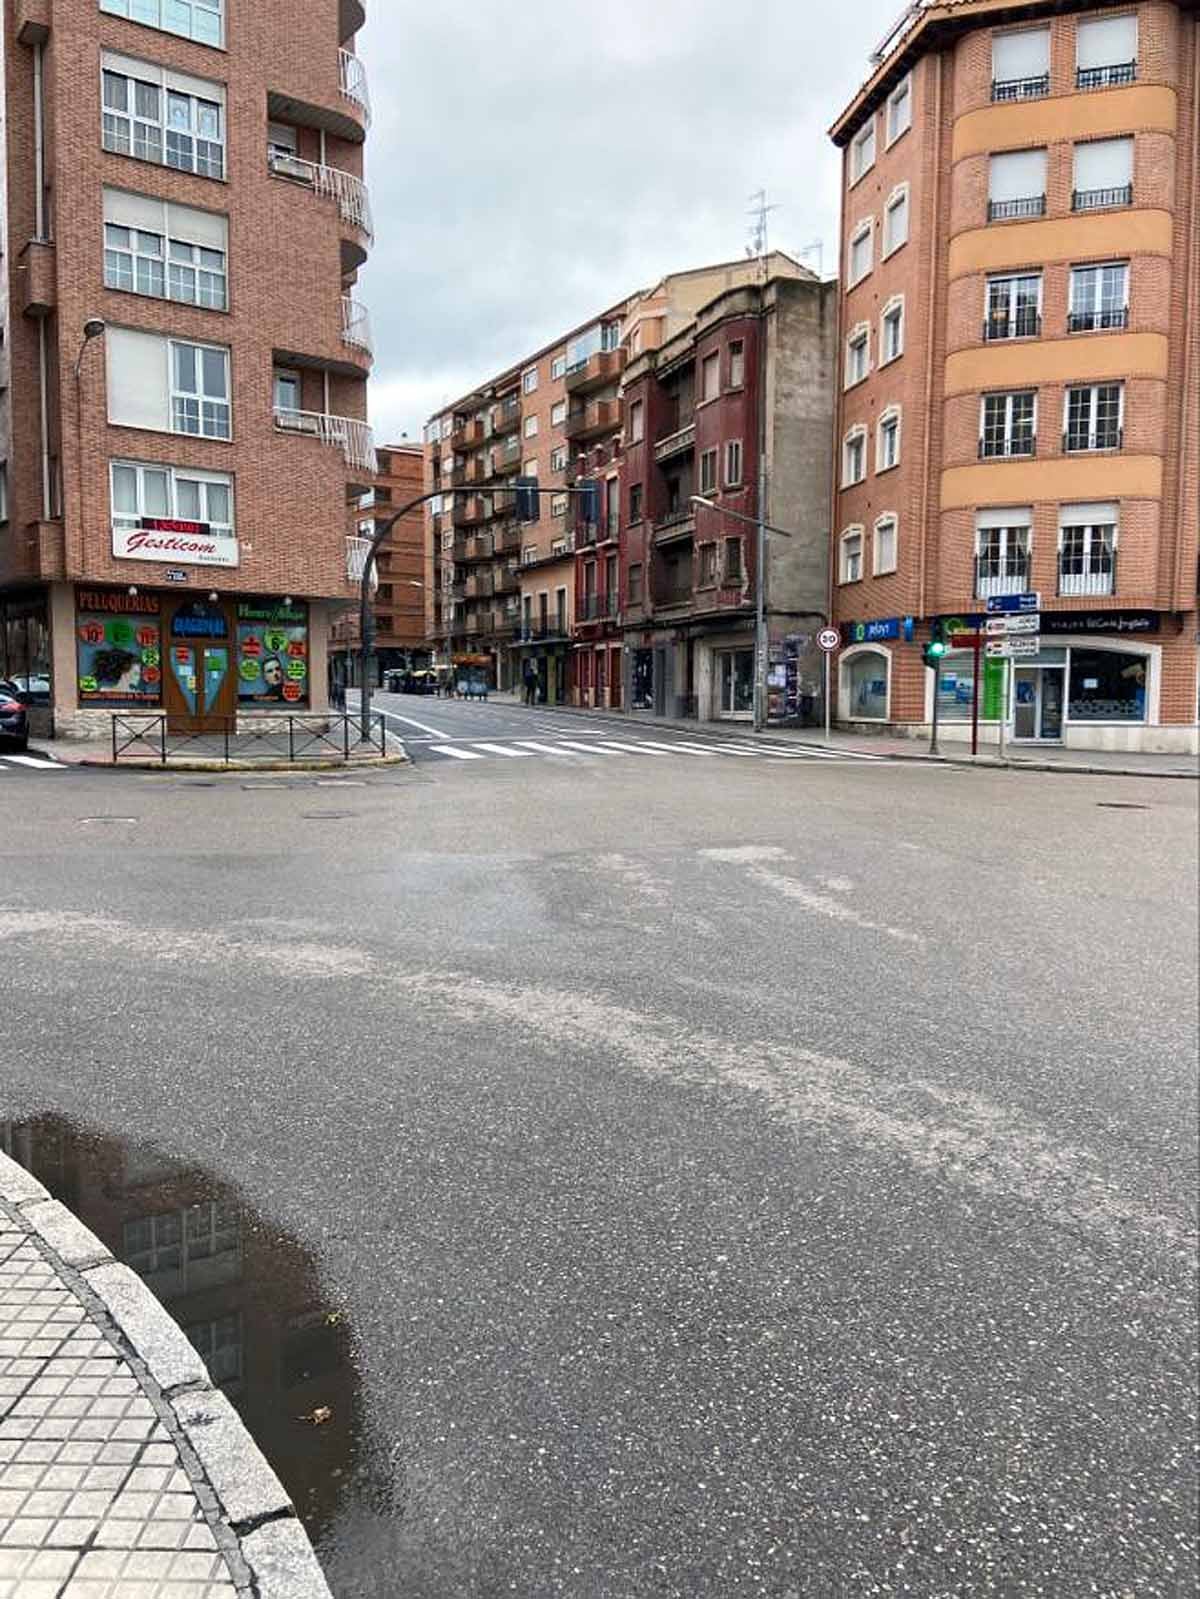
[0,679,30,751]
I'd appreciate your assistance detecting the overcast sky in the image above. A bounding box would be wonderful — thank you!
[358,0,905,444]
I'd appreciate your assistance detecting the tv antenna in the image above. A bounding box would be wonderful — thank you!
[747,189,780,277]
[799,239,824,279]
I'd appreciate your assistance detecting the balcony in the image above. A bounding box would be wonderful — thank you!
[452,418,487,454]
[460,536,494,564]
[987,195,1046,222]
[564,347,626,396]
[991,73,1050,102]
[1058,548,1116,597]
[459,497,488,527]
[983,311,1041,342]
[1077,61,1137,90]
[654,422,696,464]
[978,435,1036,461]
[653,508,695,544]
[516,622,571,644]
[338,49,371,127]
[267,152,373,270]
[488,491,515,520]
[491,436,522,476]
[465,573,494,600]
[492,395,522,436]
[654,585,694,613]
[579,593,620,623]
[497,523,523,555]
[974,551,1030,600]
[340,296,373,359]
[1072,184,1133,213]
[1067,307,1129,333]
[274,408,376,481]
[494,567,519,596]
[565,398,621,443]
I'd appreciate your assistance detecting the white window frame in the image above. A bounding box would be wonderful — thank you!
[873,514,898,575]
[522,367,539,394]
[523,414,539,438]
[848,218,873,286]
[700,352,720,403]
[985,271,1043,340]
[104,211,227,311]
[550,355,566,381]
[699,448,718,495]
[882,184,910,257]
[550,494,568,518]
[992,26,1051,100]
[850,119,876,184]
[1063,382,1124,452]
[629,398,645,443]
[1076,13,1139,89]
[980,390,1037,459]
[842,426,867,487]
[1058,502,1119,595]
[110,458,234,539]
[729,340,745,388]
[975,509,1032,597]
[839,527,864,584]
[101,59,225,180]
[885,74,912,145]
[550,399,567,427]
[846,323,871,387]
[99,0,223,48]
[169,338,230,439]
[725,439,743,488]
[988,149,1047,221]
[876,408,901,473]
[549,445,567,472]
[880,297,905,364]
[1068,261,1130,332]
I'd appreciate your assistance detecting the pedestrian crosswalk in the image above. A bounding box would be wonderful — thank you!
[0,751,67,773]
[421,736,885,768]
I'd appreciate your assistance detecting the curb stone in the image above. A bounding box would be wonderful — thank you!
[0,1148,334,1599]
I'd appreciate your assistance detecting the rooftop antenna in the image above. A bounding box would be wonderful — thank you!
[799,239,824,280]
[747,189,780,282]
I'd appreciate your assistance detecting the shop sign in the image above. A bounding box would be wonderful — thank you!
[1041,610,1158,636]
[76,588,160,616]
[112,525,239,568]
[845,617,900,643]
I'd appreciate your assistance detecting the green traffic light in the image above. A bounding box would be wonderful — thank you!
[928,641,947,658]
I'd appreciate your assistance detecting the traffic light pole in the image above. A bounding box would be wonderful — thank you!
[928,669,941,756]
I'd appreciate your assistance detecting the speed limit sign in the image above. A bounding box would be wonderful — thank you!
[817,627,841,652]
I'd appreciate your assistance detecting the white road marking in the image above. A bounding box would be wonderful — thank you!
[371,707,449,737]
[512,741,578,756]
[3,754,66,770]
[431,745,485,760]
[552,741,623,756]
[472,743,529,758]
[623,740,710,757]
[595,741,668,756]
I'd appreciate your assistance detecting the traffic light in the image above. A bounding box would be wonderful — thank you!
[515,477,540,523]
[922,620,948,670]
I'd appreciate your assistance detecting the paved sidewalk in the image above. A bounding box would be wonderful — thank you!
[29,732,406,775]
[0,1159,330,1598]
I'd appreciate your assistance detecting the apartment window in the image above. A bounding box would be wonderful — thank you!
[550,355,566,380]
[184,1314,242,1388]
[876,409,901,471]
[555,587,568,633]
[701,352,720,402]
[729,341,745,388]
[629,483,643,523]
[267,121,297,163]
[1069,262,1130,332]
[172,340,229,437]
[992,27,1050,100]
[885,75,911,144]
[725,439,743,487]
[550,400,566,427]
[839,528,864,584]
[524,414,539,438]
[873,515,898,575]
[102,60,224,178]
[106,327,230,439]
[103,192,228,310]
[550,445,568,472]
[700,449,718,494]
[101,0,222,45]
[1059,503,1118,596]
[628,562,643,603]
[551,493,568,517]
[523,458,538,477]
[881,300,904,364]
[272,367,300,413]
[725,538,743,582]
[850,119,876,183]
[629,398,644,443]
[843,427,867,486]
[975,510,1031,598]
[111,459,233,538]
[980,391,1036,458]
[985,271,1041,340]
[1064,383,1123,452]
[846,325,870,386]
[848,219,873,285]
[1073,138,1134,212]
[698,542,717,585]
[988,150,1046,221]
[883,186,909,256]
[522,367,538,394]
[1077,13,1138,89]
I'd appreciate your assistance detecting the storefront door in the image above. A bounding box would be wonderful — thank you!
[1013,666,1065,742]
[717,649,755,718]
[164,600,236,734]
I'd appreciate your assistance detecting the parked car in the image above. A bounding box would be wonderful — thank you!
[8,673,50,705]
[0,680,30,750]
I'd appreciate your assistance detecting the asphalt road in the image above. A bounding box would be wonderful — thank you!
[1,740,1196,1597]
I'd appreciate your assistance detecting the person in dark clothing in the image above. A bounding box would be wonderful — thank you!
[522,660,537,706]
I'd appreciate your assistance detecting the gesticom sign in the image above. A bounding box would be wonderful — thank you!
[112,524,239,568]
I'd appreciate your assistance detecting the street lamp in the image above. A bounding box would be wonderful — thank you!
[74,318,106,377]
[691,494,798,733]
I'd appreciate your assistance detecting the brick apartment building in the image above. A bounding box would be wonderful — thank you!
[424,255,833,714]
[830,0,1199,753]
[0,0,373,737]
[330,442,429,691]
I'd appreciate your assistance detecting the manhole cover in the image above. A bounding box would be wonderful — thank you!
[1096,802,1149,810]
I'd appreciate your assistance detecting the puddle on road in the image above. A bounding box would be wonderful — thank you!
[1,1114,392,1578]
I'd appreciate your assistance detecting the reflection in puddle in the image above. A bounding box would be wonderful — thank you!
[1,1114,382,1572]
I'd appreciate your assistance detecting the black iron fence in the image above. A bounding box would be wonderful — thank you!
[111,712,388,766]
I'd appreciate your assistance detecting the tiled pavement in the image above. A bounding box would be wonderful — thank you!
[0,1222,238,1598]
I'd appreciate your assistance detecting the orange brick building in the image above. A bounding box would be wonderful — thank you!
[830,0,1198,753]
[0,0,373,736]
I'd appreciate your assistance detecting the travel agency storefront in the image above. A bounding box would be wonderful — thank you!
[838,611,1198,755]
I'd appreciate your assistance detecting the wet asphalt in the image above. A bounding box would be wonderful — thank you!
[1,719,1196,1597]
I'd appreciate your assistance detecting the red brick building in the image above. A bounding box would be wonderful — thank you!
[0,0,372,736]
[830,0,1199,753]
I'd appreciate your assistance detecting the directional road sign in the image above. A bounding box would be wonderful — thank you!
[986,592,1041,614]
[987,635,1041,659]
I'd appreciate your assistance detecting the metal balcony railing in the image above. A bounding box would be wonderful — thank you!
[338,48,371,125]
[983,311,1041,341]
[274,408,377,473]
[1077,60,1137,90]
[1067,307,1129,333]
[654,422,696,463]
[1058,548,1117,597]
[988,195,1046,222]
[991,72,1050,101]
[978,434,1037,460]
[974,551,1031,599]
[1063,426,1123,453]
[1072,184,1133,213]
[340,296,373,355]
[268,151,374,242]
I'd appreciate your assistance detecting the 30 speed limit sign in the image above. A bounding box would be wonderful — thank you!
[817,627,841,652]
